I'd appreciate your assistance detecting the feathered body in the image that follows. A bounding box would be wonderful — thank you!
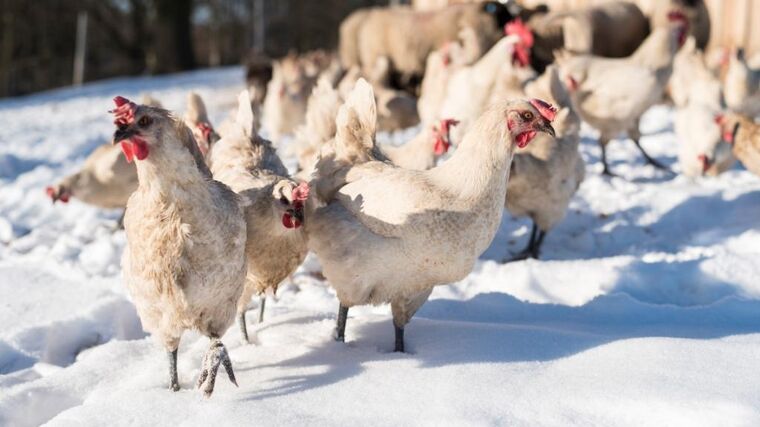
[305,80,555,350]
[122,110,246,350]
[209,91,308,339]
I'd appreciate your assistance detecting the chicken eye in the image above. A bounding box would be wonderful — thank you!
[138,116,151,127]
[522,112,534,120]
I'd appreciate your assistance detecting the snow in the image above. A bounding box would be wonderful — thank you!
[1,66,760,426]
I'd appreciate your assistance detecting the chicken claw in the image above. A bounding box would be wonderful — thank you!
[196,339,237,397]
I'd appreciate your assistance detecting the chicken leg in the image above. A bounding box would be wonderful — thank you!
[629,126,669,172]
[237,312,249,344]
[598,136,616,177]
[391,289,433,352]
[167,349,180,392]
[257,296,266,323]
[115,209,126,230]
[196,338,238,398]
[334,305,349,342]
[504,222,546,262]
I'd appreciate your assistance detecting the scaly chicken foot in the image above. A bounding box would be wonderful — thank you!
[196,338,238,398]
[167,349,180,392]
[238,311,249,344]
[334,305,349,342]
[504,223,546,262]
[633,139,671,172]
[394,325,405,353]
[258,296,266,323]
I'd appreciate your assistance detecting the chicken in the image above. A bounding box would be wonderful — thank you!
[381,119,458,171]
[262,54,318,141]
[297,77,451,175]
[113,96,246,397]
[724,48,760,117]
[439,34,523,144]
[45,95,164,222]
[305,79,555,352]
[671,38,735,177]
[417,32,473,126]
[45,143,138,212]
[504,65,585,261]
[487,19,539,107]
[717,113,760,177]
[294,78,344,181]
[208,90,309,343]
[675,107,735,177]
[183,92,220,157]
[558,12,689,176]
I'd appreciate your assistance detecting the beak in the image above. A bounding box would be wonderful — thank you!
[292,207,305,223]
[536,119,556,138]
[113,127,137,144]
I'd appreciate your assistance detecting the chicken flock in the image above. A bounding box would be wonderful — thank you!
[46,0,760,397]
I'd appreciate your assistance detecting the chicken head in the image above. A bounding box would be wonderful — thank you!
[506,98,557,148]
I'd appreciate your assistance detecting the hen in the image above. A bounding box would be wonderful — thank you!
[208,90,309,342]
[558,11,689,175]
[113,97,246,397]
[306,79,555,351]
[504,65,585,261]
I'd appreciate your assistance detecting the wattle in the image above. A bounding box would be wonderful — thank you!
[516,131,537,148]
[119,137,149,163]
[282,213,301,229]
[433,137,449,155]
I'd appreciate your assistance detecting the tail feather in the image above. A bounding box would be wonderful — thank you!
[186,92,210,124]
[297,78,342,147]
[311,78,385,203]
[335,78,377,158]
[235,89,256,138]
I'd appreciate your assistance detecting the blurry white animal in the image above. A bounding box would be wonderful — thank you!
[671,38,735,177]
[724,48,760,117]
[558,12,689,175]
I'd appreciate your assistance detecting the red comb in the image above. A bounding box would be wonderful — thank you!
[505,19,534,48]
[530,99,557,122]
[110,96,138,127]
[292,182,310,203]
[113,96,131,107]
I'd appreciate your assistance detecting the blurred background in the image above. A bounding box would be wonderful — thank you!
[3,0,758,99]
[0,0,391,98]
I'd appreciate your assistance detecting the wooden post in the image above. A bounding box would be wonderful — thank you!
[0,8,13,97]
[253,0,265,54]
[73,11,88,86]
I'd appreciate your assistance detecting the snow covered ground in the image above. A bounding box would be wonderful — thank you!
[1,67,759,426]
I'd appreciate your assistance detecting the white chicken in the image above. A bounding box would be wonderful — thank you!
[44,95,164,224]
[113,96,246,397]
[305,79,556,352]
[558,11,689,175]
[504,65,585,261]
[671,38,736,177]
[724,48,760,117]
[208,90,309,343]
